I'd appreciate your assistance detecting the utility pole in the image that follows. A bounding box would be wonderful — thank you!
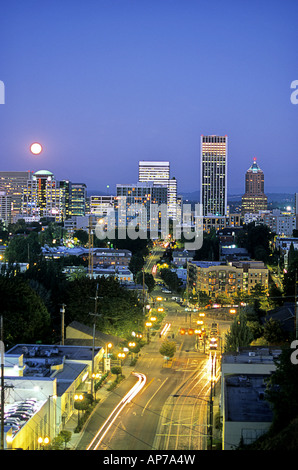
[89,284,102,397]
[60,304,66,345]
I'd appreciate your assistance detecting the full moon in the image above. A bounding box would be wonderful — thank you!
[30,142,43,155]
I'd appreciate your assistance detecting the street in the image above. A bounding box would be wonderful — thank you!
[77,246,230,451]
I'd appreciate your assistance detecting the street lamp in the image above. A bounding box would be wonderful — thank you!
[38,436,50,450]
[92,373,101,399]
[117,352,125,366]
[74,394,84,425]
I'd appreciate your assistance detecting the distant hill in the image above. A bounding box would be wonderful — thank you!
[88,189,295,205]
[180,191,295,204]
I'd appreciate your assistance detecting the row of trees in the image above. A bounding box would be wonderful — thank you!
[0,259,145,348]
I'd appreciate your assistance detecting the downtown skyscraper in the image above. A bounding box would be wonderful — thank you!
[200,135,228,217]
[241,158,267,215]
[138,161,178,220]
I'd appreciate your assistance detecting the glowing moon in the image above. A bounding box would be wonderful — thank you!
[30,142,43,155]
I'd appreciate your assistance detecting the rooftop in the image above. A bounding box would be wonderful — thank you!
[225,374,273,423]
[222,347,281,365]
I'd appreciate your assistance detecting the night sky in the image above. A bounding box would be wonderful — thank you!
[0,0,297,196]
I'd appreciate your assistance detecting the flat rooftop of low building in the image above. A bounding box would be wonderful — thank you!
[225,374,273,423]
[7,344,101,362]
[222,347,281,365]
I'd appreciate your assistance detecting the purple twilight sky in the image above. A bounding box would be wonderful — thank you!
[0,0,297,196]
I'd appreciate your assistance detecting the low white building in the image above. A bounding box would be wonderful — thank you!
[3,344,104,449]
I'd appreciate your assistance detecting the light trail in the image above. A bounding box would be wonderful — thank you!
[160,323,171,337]
[86,372,147,450]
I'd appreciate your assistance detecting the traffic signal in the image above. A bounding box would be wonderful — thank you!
[180,328,186,335]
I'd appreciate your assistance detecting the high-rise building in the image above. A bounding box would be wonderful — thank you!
[138,160,178,219]
[0,191,12,224]
[138,161,170,183]
[241,158,267,215]
[200,135,228,217]
[59,180,72,218]
[22,170,65,222]
[116,182,167,230]
[90,195,115,217]
[0,171,33,218]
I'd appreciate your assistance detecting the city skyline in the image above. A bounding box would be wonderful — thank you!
[0,1,297,194]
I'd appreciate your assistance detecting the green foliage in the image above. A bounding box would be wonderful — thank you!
[111,365,122,377]
[50,430,72,449]
[265,348,298,435]
[73,229,89,245]
[0,276,51,346]
[159,340,176,359]
[63,276,143,338]
[236,222,273,262]
[159,267,181,292]
[193,229,220,261]
[5,231,41,264]
[224,313,254,352]
[136,271,155,292]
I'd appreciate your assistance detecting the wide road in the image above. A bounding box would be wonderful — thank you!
[78,247,231,451]
[81,307,201,450]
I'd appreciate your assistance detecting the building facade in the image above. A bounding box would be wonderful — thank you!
[89,195,115,217]
[22,170,65,222]
[116,182,168,231]
[241,158,267,215]
[138,161,178,220]
[187,260,268,297]
[200,135,228,217]
[0,170,33,219]
[70,183,87,217]
[0,191,12,224]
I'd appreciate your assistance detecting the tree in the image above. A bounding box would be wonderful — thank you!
[0,276,51,346]
[111,365,122,379]
[193,229,219,261]
[63,276,143,338]
[73,229,89,245]
[224,313,254,352]
[5,231,41,264]
[236,222,273,262]
[266,347,298,433]
[159,340,176,359]
[136,271,155,292]
[263,318,285,345]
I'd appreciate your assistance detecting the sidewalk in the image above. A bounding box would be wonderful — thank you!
[64,363,135,450]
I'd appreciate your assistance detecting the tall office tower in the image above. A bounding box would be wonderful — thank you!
[0,191,12,224]
[167,177,177,220]
[241,158,267,215]
[0,170,33,218]
[200,135,228,217]
[59,180,72,218]
[139,161,170,183]
[22,170,65,222]
[138,160,178,219]
[70,183,87,216]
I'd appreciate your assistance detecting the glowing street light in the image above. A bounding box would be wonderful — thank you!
[38,436,50,449]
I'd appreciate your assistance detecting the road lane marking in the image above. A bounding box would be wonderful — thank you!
[141,376,169,416]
